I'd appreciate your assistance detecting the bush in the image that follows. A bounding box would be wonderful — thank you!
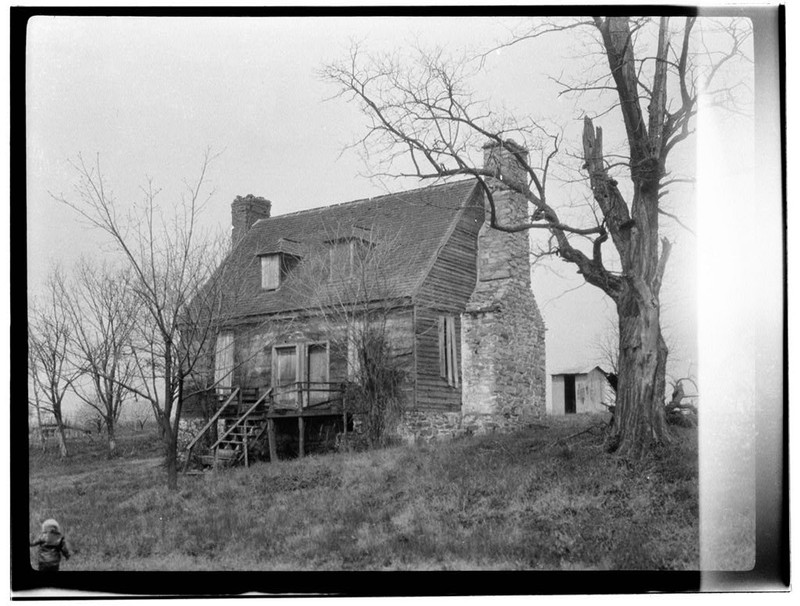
[345,330,406,448]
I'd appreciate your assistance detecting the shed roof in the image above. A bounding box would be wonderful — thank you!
[550,365,608,377]
[218,179,481,319]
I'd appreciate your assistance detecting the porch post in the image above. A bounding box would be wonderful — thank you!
[298,416,305,458]
[267,418,279,462]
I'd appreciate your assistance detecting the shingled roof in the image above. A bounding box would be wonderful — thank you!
[220,179,482,320]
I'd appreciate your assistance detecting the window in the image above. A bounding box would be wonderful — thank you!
[329,241,352,275]
[261,254,280,290]
[260,253,299,290]
[439,316,459,387]
[327,238,374,278]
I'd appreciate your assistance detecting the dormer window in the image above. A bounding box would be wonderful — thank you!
[260,254,281,290]
[326,236,375,277]
[259,239,302,291]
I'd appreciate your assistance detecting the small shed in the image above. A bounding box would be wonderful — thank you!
[550,366,614,415]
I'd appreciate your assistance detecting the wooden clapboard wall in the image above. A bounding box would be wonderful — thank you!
[413,191,483,411]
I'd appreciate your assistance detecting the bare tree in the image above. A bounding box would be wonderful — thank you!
[53,151,233,489]
[322,16,751,457]
[28,267,82,458]
[27,347,48,453]
[290,224,410,447]
[61,259,139,457]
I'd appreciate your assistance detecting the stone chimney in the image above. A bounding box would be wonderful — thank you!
[231,194,271,247]
[475,139,532,290]
[482,139,529,192]
[459,138,546,434]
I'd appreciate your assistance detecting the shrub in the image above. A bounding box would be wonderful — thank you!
[345,329,406,448]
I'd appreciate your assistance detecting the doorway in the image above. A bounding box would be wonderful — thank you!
[564,375,576,414]
[306,343,329,405]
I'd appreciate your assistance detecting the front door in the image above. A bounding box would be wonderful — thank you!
[273,345,299,407]
[564,375,576,414]
[306,343,329,406]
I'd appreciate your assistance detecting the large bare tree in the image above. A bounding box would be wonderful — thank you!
[54,151,234,489]
[322,16,750,457]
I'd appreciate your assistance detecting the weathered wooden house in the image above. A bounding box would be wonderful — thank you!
[550,366,615,415]
[181,141,546,465]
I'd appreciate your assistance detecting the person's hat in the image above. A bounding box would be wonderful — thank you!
[41,519,60,532]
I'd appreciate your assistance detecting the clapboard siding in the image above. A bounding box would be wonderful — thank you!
[414,308,462,410]
[415,192,483,312]
[413,195,482,411]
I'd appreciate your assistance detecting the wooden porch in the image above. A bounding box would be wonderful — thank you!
[182,382,349,471]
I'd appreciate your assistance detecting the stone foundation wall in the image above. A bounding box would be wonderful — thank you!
[396,410,463,443]
[177,416,225,459]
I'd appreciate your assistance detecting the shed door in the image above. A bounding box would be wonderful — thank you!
[564,375,576,414]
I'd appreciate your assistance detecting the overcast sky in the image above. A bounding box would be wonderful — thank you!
[25,15,755,413]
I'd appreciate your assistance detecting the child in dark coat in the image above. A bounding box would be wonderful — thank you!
[30,519,71,571]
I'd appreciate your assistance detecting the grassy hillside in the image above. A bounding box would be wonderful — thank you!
[28,414,700,571]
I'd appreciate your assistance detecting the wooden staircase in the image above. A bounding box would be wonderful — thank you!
[183,387,272,470]
[211,416,268,468]
[182,382,348,472]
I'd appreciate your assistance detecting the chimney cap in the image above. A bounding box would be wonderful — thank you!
[233,193,272,207]
[482,138,528,153]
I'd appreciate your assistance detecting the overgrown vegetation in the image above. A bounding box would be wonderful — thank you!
[28,415,712,571]
[344,330,406,448]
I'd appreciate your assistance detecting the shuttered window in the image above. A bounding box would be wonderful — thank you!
[214,331,234,393]
[438,315,459,387]
[261,254,281,290]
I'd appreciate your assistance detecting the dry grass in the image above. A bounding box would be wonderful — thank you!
[28,415,703,571]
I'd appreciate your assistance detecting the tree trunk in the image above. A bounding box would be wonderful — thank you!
[55,422,69,458]
[165,435,178,490]
[35,404,46,453]
[106,418,117,458]
[608,292,671,457]
[156,413,179,490]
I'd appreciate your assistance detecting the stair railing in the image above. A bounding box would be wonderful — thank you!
[209,388,272,451]
[182,387,241,472]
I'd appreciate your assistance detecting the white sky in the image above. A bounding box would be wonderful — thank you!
[25,14,754,413]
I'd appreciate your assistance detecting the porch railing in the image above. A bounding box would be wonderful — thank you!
[271,381,346,410]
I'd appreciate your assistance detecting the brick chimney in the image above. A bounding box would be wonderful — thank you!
[231,194,271,247]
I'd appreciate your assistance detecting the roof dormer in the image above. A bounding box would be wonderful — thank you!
[257,238,302,291]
